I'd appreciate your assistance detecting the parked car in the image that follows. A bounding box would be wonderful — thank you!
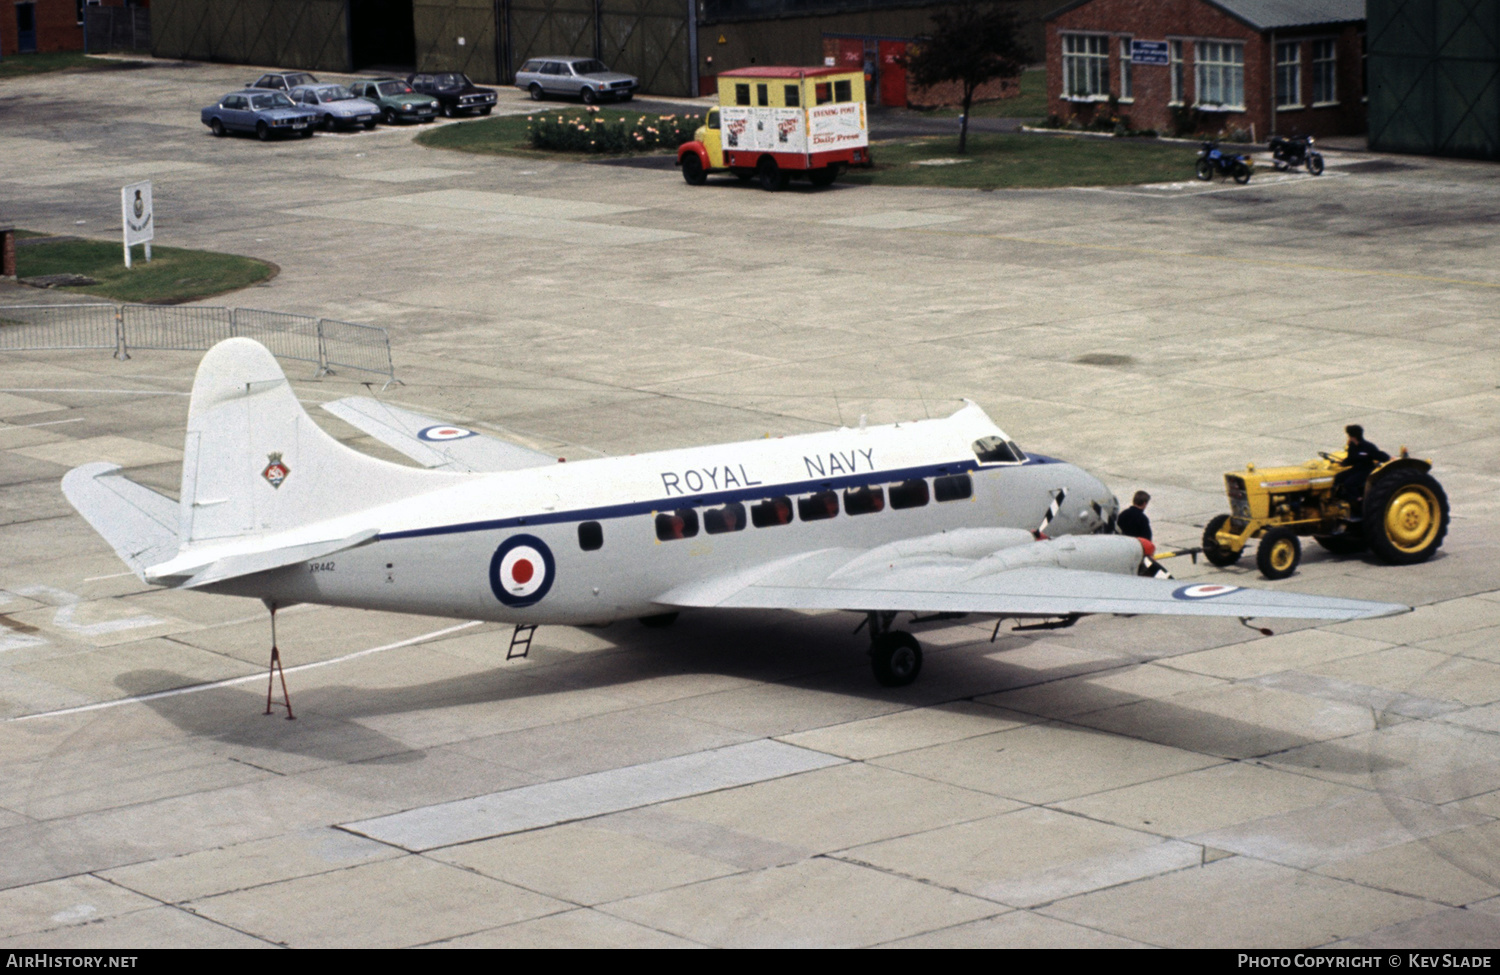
[249,72,319,92]
[406,72,498,117]
[346,78,439,124]
[289,84,380,130]
[514,56,637,104]
[201,90,319,140]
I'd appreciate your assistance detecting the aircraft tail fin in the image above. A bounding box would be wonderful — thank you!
[62,462,181,583]
[177,338,456,547]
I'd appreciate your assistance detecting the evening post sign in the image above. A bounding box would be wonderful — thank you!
[121,180,153,267]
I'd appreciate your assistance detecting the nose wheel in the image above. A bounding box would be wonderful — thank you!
[865,611,923,686]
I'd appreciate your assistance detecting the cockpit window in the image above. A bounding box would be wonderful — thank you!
[973,436,1026,464]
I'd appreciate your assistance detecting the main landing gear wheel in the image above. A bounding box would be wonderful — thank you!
[1256,526,1302,580]
[1202,514,1242,567]
[871,631,922,687]
[1364,469,1449,565]
[681,153,707,186]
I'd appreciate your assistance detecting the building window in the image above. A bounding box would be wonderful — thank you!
[1062,34,1109,99]
[1120,37,1133,100]
[1194,41,1244,110]
[1312,39,1337,104]
[735,84,750,106]
[1276,42,1301,108]
[1170,40,1184,104]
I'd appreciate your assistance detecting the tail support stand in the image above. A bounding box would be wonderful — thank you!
[263,601,295,720]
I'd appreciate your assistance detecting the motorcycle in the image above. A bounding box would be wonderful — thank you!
[1269,134,1325,175]
[1195,141,1253,184]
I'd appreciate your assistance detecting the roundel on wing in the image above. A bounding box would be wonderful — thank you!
[489,534,555,607]
[1172,583,1242,600]
[418,424,477,442]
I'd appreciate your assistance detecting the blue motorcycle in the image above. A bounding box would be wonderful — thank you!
[1195,141,1253,184]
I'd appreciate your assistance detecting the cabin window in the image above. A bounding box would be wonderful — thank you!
[843,485,885,516]
[751,496,793,527]
[704,502,747,534]
[815,82,832,105]
[655,508,700,541]
[973,436,1025,464]
[785,84,800,106]
[735,83,751,106]
[757,83,769,106]
[934,474,973,502]
[578,521,603,551]
[888,479,930,509]
[834,79,852,102]
[798,491,840,522]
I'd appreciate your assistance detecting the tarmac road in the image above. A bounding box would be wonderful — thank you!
[1,58,1499,949]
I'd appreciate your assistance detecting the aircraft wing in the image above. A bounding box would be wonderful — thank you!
[322,396,557,473]
[655,540,1408,622]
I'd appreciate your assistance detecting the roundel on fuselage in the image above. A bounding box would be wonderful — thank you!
[489,534,555,607]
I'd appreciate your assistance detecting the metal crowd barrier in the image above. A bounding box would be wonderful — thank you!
[0,303,398,386]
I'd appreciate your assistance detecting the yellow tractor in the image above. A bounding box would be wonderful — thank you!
[1202,449,1449,580]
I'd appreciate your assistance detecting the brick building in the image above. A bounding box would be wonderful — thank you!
[1,0,144,58]
[1045,0,1367,139]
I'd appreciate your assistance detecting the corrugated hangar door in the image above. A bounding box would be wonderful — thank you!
[151,0,352,72]
[600,0,691,97]
[414,0,502,81]
[1368,0,1500,159]
[503,0,691,95]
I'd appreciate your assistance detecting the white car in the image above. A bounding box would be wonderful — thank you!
[515,56,637,104]
[288,84,380,130]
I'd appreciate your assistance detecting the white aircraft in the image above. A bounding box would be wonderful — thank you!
[63,338,1405,702]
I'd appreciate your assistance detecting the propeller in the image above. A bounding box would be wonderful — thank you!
[1136,537,1172,578]
[1033,488,1066,540]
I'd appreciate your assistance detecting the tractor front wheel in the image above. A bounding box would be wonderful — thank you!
[1202,514,1242,567]
[1364,469,1449,564]
[1256,527,1302,580]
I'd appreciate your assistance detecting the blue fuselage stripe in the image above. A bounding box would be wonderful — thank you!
[376,455,1059,542]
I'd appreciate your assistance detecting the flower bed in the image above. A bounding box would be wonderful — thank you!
[527,106,702,154]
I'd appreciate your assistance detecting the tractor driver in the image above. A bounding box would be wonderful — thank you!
[1334,424,1390,506]
[1116,490,1152,541]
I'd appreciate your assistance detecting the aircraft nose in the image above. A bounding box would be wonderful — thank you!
[1064,464,1119,533]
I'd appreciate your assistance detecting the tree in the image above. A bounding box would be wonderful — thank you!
[903,3,1031,154]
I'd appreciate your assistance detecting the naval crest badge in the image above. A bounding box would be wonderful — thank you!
[262,452,290,489]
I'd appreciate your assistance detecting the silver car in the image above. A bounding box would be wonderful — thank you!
[289,84,380,130]
[515,56,637,104]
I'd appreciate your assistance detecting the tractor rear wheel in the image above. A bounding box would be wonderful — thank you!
[1202,514,1242,567]
[1256,527,1302,580]
[1364,469,1449,564]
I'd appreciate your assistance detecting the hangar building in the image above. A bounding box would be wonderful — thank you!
[146,0,1050,98]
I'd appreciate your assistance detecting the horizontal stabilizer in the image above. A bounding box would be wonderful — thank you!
[62,463,181,582]
[657,543,1408,622]
[147,528,380,588]
[322,397,557,473]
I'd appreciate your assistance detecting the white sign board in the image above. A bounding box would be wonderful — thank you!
[121,179,153,267]
[809,102,867,152]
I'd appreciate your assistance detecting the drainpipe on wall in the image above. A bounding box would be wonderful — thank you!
[687,0,699,97]
[1269,29,1276,139]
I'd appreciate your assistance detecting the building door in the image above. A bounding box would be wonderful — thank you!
[878,40,907,107]
[16,2,37,53]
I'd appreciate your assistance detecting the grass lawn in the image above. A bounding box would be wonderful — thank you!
[0,52,146,80]
[843,131,1195,190]
[16,234,278,304]
[915,67,1050,120]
